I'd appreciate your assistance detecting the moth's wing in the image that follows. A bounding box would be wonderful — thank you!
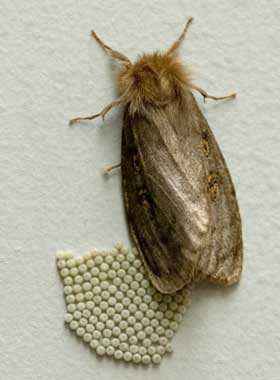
[122,93,242,293]
[189,94,243,286]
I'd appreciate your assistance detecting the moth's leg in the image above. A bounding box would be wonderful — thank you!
[69,98,123,125]
[192,85,236,102]
[91,31,131,65]
[103,163,121,174]
[166,17,194,56]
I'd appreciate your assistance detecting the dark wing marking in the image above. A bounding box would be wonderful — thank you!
[121,93,242,293]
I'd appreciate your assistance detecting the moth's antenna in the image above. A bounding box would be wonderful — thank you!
[91,30,131,65]
[166,17,194,56]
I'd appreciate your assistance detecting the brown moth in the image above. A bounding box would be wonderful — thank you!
[70,18,243,294]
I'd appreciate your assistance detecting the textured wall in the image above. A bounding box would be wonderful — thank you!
[1,1,280,379]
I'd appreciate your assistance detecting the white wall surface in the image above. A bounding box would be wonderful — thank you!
[1,1,279,379]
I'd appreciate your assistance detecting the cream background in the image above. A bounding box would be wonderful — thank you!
[0,1,279,379]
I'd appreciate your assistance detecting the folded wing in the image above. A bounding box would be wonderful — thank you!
[122,93,242,293]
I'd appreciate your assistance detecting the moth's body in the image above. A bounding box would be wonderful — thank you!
[122,82,242,293]
[71,18,243,294]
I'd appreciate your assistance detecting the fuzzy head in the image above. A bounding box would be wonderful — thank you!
[92,18,194,115]
[118,52,192,114]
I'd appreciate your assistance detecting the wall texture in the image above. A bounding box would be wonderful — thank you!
[0,1,279,379]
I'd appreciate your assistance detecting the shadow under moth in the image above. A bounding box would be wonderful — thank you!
[70,17,243,294]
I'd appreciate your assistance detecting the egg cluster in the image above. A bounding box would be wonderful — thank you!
[57,245,191,365]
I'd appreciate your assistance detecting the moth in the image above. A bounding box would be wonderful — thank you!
[70,18,243,294]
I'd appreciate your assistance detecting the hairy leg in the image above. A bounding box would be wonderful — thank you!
[69,98,123,125]
[192,85,236,102]
[103,163,121,174]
